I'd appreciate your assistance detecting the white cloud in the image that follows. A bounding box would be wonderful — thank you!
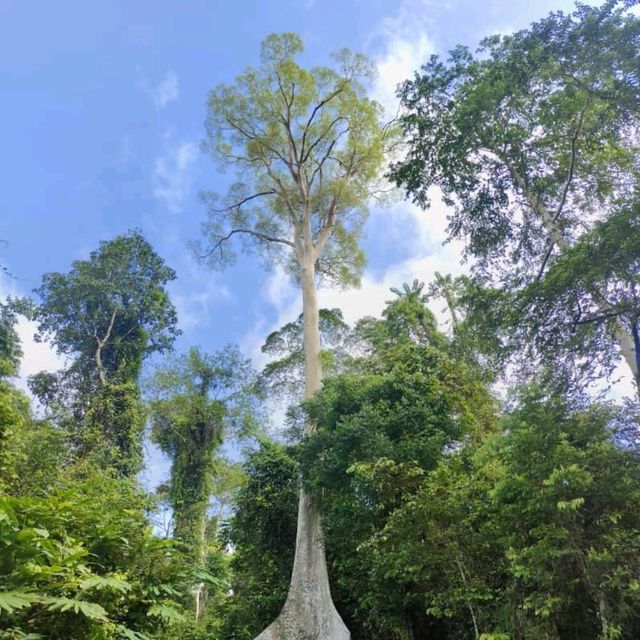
[169,255,233,333]
[173,282,231,332]
[368,0,443,118]
[0,279,64,399]
[153,142,198,214]
[148,70,179,109]
[14,318,65,395]
[262,265,296,309]
[372,32,434,118]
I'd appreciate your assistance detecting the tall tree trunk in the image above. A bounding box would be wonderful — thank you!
[255,255,349,640]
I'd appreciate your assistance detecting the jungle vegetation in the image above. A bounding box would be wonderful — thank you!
[1,2,639,639]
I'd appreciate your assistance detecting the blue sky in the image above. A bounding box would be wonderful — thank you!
[0,0,601,487]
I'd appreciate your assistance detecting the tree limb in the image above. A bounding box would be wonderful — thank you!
[535,107,586,281]
[211,190,277,214]
[200,228,295,261]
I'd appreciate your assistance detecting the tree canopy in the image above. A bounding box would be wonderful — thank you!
[390,1,640,394]
[201,32,387,286]
[2,8,640,640]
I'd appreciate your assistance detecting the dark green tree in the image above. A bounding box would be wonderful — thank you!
[148,346,260,625]
[35,231,179,386]
[31,231,180,475]
[390,1,640,397]
[370,387,640,639]
[426,273,512,382]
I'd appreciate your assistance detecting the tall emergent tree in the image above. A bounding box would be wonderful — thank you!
[32,231,180,475]
[390,1,640,397]
[201,32,386,640]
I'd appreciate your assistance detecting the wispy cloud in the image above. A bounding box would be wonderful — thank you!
[153,142,198,214]
[367,0,449,117]
[148,70,179,109]
[173,282,231,332]
[169,255,233,332]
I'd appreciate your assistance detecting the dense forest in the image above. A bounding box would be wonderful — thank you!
[1,2,640,639]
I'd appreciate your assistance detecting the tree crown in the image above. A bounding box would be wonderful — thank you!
[201,32,387,286]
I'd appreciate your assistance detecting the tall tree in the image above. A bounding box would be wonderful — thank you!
[389,1,640,397]
[32,231,180,475]
[148,346,257,561]
[200,32,387,639]
[148,346,259,623]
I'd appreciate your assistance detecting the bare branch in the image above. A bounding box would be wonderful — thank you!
[211,190,277,214]
[572,308,625,329]
[200,228,294,261]
[553,106,587,222]
[95,307,118,386]
[536,107,587,281]
[301,116,349,164]
[536,242,555,282]
[275,71,301,172]
[224,113,292,168]
[300,80,349,158]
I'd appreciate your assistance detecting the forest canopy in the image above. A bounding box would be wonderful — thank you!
[1,2,639,640]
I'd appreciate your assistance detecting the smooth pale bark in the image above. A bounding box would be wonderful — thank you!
[255,254,349,640]
[94,308,117,386]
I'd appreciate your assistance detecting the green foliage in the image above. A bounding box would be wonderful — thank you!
[366,388,640,639]
[426,273,511,382]
[390,1,640,392]
[80,381,147,477]
[353,280,447,354]
[30,232,179,476]
[514,202,640,387]
[0,301,24,379]
[0,383,30,492]
[0,469,193,639]
[148,346,259,561]
[260,307,354,400]
[201,32,387,286]
[391,1,639,265]
[297,289,495,638]
[35,231,179,384]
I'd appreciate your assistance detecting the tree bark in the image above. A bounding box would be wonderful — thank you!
[255,254,349,640]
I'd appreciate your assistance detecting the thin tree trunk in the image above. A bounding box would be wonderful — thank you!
[94,308,117,386]
[455,556,479,640]
[255,254,349,640]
